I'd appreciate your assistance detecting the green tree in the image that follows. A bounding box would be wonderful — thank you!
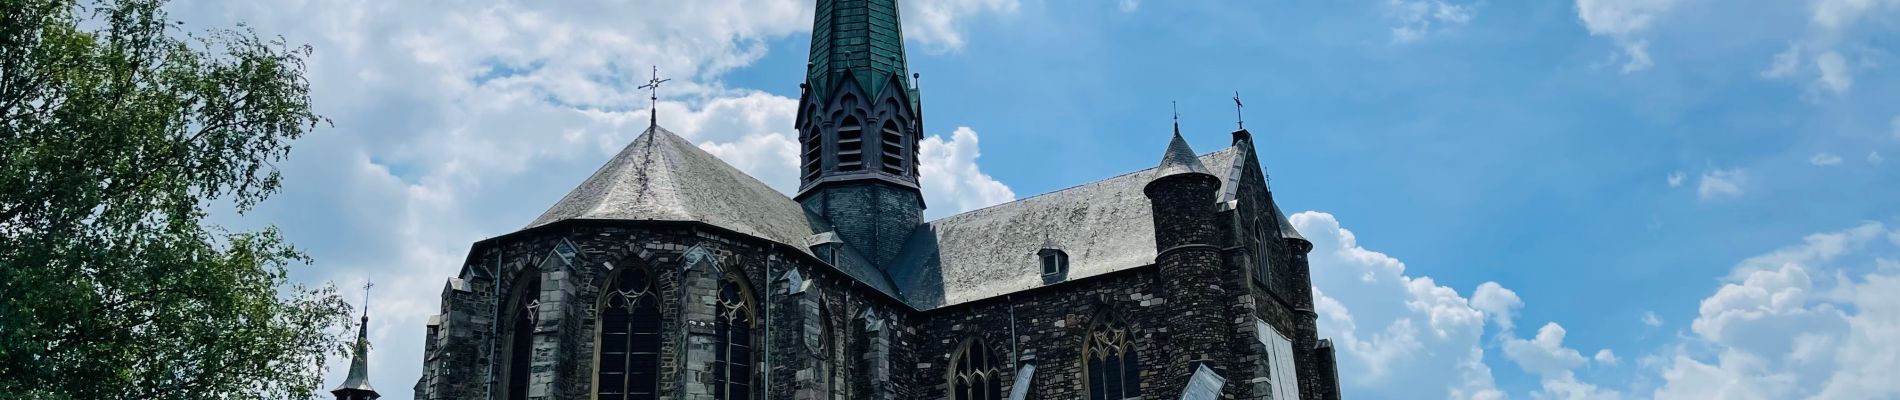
[0,0,351,398]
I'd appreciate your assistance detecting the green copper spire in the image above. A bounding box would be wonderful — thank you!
[807,0,918,111]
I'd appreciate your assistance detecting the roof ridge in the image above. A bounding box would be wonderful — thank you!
[926,146,1239,223]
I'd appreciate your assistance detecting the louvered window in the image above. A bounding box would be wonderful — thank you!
[596,269,661,400]
[838,117,863,171]
[879,120,904,175]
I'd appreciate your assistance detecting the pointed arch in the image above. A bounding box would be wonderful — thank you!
[712,272,759,400]
[593,262,663,400]
[1083,309,1140,400]
[500,268,542,400]
[949,337,1004,400]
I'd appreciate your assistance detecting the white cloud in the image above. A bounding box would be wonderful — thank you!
[1891,116,1900,141]
[1573,0,1680,72]
[1870,151,1886,165]
[1387,0,1477,44]
[1503,323,1590,376]
[1697,168,1746,200]
[1118,0,1140,13]
[1810,153,1844,166]
[919,127,1017,218]
[906,0,1021,52]
[1815,51,1852,94]
[1643,311,1663,327]
[1297,212,1514,399]
[1472,281,1523,331]
[163,1,1015,398]
[1762,44,1803,78]
[1595,349,1620,365]
[1652,222,1900,399]
[1666,171,1685,187]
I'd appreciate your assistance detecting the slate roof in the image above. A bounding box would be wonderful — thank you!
[526,125,1255,310]
[1153,130,1212,180]
[527,126,900,297]
[887,148,1241,309]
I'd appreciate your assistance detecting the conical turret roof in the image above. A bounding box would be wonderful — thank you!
[1152,128,1212,181]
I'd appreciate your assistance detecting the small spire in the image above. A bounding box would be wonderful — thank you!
[639,66,671,127]
[331,277,379,399]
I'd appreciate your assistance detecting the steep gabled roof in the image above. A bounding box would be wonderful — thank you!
[888,148,1242,309]
[527,126,900,297]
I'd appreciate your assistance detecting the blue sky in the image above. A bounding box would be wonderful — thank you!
[173,0,1900,398]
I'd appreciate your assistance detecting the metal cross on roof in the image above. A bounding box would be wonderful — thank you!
[639,66,671,126]
[362,277,373,319]
[1233,91,1245,130]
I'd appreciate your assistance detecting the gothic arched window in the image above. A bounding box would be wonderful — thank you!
[596,268,661,400]
[503,275,542,400]
[820,306,850,400]
[713,277,757,400]
[1084,313,1140,400]
[950,338,1004,400]
[802,104,822,181]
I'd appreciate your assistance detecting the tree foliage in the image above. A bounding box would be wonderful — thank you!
[0,0,350,398]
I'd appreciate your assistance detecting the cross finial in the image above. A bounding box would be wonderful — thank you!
[639,66,671,127]
[1233,91,1245,130]
[361,277,373,320]
[1172,100,1181,136]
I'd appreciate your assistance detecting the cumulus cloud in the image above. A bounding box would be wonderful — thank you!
[1503,323,1591,376]
[1666,171,1685,187]
[1387,0,1477,44]
[1297,212,1513,399]
[1870,151,1886,165]
[1118,0,1140,13]
[1643,311,1663,327]
[906,0,1021,52]
[1472,282,1523,331]
[1697,168,1746,200]
[1652,222,1900,399]
[920,127,1017,218]
[1810,153,1844,166]
[1573,0,1680,72]
[1595,349,1620,365]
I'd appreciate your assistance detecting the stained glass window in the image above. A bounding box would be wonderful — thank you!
[505,277,541,400]
[596,269,661,400]
[1084,313,1139,400]
[713,278,756,400]
[951,339,1004,400]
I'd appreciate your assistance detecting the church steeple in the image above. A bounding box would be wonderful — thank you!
[331,282,379,400]
[795,0,926,269]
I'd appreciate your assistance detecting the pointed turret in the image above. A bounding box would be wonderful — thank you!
[1142,121,1230,395]
[331,314,379,400]
[795,0,927,270]
[1152,127,1213,181]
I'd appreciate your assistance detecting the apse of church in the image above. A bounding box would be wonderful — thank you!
[409,0,1343,399]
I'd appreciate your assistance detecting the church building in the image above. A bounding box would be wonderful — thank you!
[411,0,1343,399]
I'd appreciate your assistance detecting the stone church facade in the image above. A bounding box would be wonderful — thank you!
[412,1,1343,399]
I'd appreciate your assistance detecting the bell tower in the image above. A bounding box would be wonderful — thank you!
[795,0,925,268]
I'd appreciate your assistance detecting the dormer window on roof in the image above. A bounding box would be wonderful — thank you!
[1041,248,1071,276]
